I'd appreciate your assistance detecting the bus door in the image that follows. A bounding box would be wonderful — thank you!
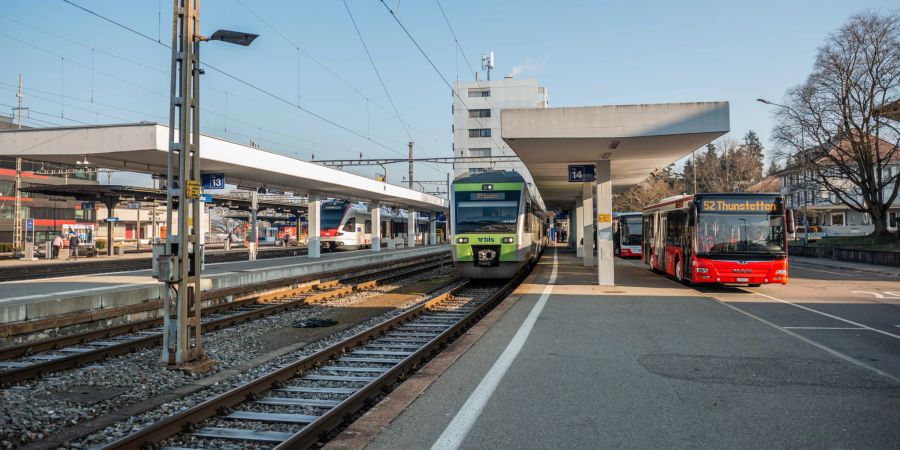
[655,212,667,271]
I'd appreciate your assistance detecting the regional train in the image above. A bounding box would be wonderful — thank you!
[450,171,547,278]
[319,200,437,251]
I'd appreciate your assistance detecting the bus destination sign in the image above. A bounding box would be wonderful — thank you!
[700,198,781,213]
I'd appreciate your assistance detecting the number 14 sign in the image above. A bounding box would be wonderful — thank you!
[568,164,595,182]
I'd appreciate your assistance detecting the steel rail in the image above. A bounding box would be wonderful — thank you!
[0,251,446,353]
[0,256,446,386]
[103,259,532,449]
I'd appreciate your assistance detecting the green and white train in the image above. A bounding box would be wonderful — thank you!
[450,171,547,278]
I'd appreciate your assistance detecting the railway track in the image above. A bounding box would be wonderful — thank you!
[0,257,446,386]
[102,267,528,449]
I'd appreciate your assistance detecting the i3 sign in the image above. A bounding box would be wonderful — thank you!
[201,173,226,189]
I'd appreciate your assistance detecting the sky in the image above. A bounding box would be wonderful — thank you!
[2,0,897,189]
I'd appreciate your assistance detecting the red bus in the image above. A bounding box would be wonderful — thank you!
[613,212,642,258]
[642,193,793,286]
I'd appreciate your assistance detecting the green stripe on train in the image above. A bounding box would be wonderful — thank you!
[453,182,523,192]
[453,234,519,262]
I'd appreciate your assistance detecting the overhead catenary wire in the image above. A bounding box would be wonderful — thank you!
[229,0,444,152]
[57,0,418,161]
[0,16,354,156]
[342,0,412,142]
[378,0,507,153]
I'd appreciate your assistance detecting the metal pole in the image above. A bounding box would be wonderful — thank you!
[161,0,210,371]
[13,74,24,257]
[408,141,414,189]
[802,130,809,243]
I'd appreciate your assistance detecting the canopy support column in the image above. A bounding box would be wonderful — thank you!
[407,208,416,248]
[248,191,258,261]
[581,184,594,267]
[104,199,116,256]
[371,204,381,252]
[308,194,321,258]
[429,218,437,245]
[574,201,582,254]
[596,160,614,285]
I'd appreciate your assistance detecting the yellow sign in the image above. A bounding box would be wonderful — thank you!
[185,180,201,199]
[701,199,777,213]
[597,213,612,223]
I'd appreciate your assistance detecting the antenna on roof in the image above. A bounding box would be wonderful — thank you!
[481,50,494,81]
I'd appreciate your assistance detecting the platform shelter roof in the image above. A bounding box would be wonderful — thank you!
[0,123,447,212]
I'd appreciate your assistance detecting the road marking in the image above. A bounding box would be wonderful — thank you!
[853,291,886,299]
[744,288,900,341]
[789,264,851,277]
[431,249,558,450]
[783,326,866,330]
[623,258,900,383]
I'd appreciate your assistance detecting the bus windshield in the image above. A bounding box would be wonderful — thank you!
[696,213,785,255]
[620,215,643,245]
[321,202,348,229]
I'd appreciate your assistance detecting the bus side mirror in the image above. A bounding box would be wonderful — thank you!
[786,210,796,234]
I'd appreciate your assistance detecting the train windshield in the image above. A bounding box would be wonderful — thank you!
[620,215,642,245]
[321,202,348,229]
[696,200,785,255]
[455,189,521,233]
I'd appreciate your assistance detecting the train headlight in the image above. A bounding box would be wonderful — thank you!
[456,237,469,244]
[775,269,787,275]
[502,237,514,244]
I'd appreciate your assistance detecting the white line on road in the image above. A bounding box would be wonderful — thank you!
[742,288,900,341]
[783,326,866,330]
[789,263,852,277]
[431,249,558,450]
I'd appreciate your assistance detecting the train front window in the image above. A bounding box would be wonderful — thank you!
[696,213,785,255]
[621,216,643,245]
[455,200,519,233]
[321,203,347,229]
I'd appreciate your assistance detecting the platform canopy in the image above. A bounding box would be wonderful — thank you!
[501,102,730,208]
[0,123,447,212]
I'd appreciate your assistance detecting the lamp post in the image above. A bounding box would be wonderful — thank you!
[757,98,810,244]
[158,0,257,371]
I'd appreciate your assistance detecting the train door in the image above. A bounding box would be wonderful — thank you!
[364,219,372,247]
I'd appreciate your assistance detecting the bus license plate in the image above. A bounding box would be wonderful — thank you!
[736,277,749,283]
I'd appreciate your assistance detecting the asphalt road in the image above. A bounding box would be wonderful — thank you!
[692,258,900,381]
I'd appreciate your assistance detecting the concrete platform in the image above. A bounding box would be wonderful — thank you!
[365,248,900,449]
[0,245,449,325]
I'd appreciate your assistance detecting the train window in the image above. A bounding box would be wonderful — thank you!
[365,220,372,233]
[524,202,532,232]
[343,217,356,232]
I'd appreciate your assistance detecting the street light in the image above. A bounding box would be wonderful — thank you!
[756,97,810,244]
[158,0,257,372]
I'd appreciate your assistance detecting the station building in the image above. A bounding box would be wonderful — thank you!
[451,77,548,186]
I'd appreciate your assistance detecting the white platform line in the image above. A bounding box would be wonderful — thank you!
[431,249,558,450]
[788,263,852,277]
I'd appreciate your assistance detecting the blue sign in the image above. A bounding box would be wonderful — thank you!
[436,213,446,221]
[106,217,120,222]
[199,194,213,203]
[25,218,34,233]
[568,164,595,182]
[201,173,226,189]
[81,201,94,211]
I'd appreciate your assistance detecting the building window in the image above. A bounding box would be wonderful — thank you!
[468,148,491,157]
[468,109,491,118]
[468,89,490,98]
[831,212,844,226]
[890,211,899,229]
[468,128,491,138]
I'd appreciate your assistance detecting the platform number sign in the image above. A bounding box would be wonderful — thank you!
[568,164,595,182]
[201,173,226,190]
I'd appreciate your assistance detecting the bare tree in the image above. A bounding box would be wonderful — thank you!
[615,165,685,212]
[771,11,900,235]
